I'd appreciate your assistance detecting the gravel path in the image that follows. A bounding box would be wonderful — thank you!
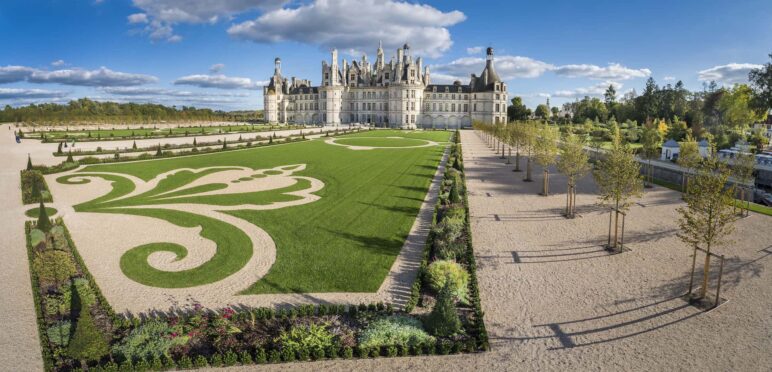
[0,124,44,370]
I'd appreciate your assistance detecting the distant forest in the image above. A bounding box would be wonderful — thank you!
[1,98,263,124]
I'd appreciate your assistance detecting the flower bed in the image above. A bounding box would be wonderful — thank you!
[24,130,488,371]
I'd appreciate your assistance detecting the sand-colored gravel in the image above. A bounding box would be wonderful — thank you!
[0,124,44,370]
[218,130,771,371]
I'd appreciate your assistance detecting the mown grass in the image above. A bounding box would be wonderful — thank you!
[335,137,429,147]
[25,207,57,218]
[66,130,450,292]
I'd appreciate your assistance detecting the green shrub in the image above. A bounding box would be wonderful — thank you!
[424,281,462,337]
[210,353,224,367]
[44,293,69,317]
[432,215,466,260]
[385,345,398,357]
[341,346,353,359]
[29,228,45,247]
[238,350,253,364]
[33,250,76,287]
[193,355,208,367]
[67,307,109,362]
[358,315,435,349]
[177,356,193,369]
[111,321,188,361]
[275,322,334,359]
[224,350,239,366]
[47,321,72,347]
[268,349,281,363]
[255,347,267,364]
[426,260,470,302]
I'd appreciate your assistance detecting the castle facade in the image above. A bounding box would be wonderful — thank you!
[264,43,507,128]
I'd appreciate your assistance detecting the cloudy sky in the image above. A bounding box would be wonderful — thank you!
[1,0,770,110]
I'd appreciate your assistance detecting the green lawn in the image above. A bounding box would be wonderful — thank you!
[59,130,450,293]
[335,137,429,147]
[25,207,57,218]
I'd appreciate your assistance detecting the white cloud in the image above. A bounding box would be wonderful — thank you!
[0,66,36,83]
[0,65,157,87]
[101,86,249,97]
[227,0,466,58]
[697,63,762,85]
[129,0,289,42]
[663,76,675,81]
[51,60,66,67]
[0,88,69,99]
[466,46,483,55]
[553,63,651,80]
[209,63,225,73]
[430,55,554,83]
[552,81,622,99]
[28,67,158,87]
[173,74,266,89]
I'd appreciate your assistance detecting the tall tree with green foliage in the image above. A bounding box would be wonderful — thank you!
[718,84,764,131]
[534,123,559,196]
[748,53,772,114]
[640,122,662,187]
[677,156,736,299]
[535,104,550,121]
[556,132,590,218]
[507,97,530,121]
[604,84,617,113]
[593,125,643,249]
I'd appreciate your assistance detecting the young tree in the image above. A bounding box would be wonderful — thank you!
[533,123,559,196]
[508,122,523,171]
[640,122,662,187]
[520,121,537,181]
[593,125,643,250]
[677,134,701,191]
[155,144,162,157]
[732,152,756,217]
[677,156,736,299]
[26,154,33,171]
[193,137,197,148]
[132,141,137,150]
[66,151,74,163]
[57,142,63,154]
[557,132,590,218]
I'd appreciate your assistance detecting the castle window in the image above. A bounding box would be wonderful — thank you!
[432,93,436,99]
[432,103,436,111]
[496,103,500,112]
[496,94,500,100]
[452,94,455,100]
[451,103,456,112]
[464,94,468,100]
[411,115,415,123]
[464,104,468,112]
[474,103,477,111]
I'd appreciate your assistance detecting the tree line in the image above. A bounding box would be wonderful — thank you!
[1,98,263,124]
[508,54,772,151]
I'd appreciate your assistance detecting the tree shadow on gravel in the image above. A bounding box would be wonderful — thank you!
[648,247,769,300]
[488,296,702,350]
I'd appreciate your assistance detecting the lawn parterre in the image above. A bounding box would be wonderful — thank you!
[57,129,449,293]
[25,123,302,142]
[25,129,490,371]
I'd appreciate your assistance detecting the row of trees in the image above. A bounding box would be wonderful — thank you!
[1,98,263,124]
[475,120,743,303]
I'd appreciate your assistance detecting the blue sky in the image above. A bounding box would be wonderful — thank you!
[1,0,770,111]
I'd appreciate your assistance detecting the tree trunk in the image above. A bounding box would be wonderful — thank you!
[612,200,620,249]
[514,149,521,172]
[542,169,549,196]
[506,147,512,164]
[501,142,505,159]
[525,157,532,181]
[699,243,712,299]
[565,183,570,216]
